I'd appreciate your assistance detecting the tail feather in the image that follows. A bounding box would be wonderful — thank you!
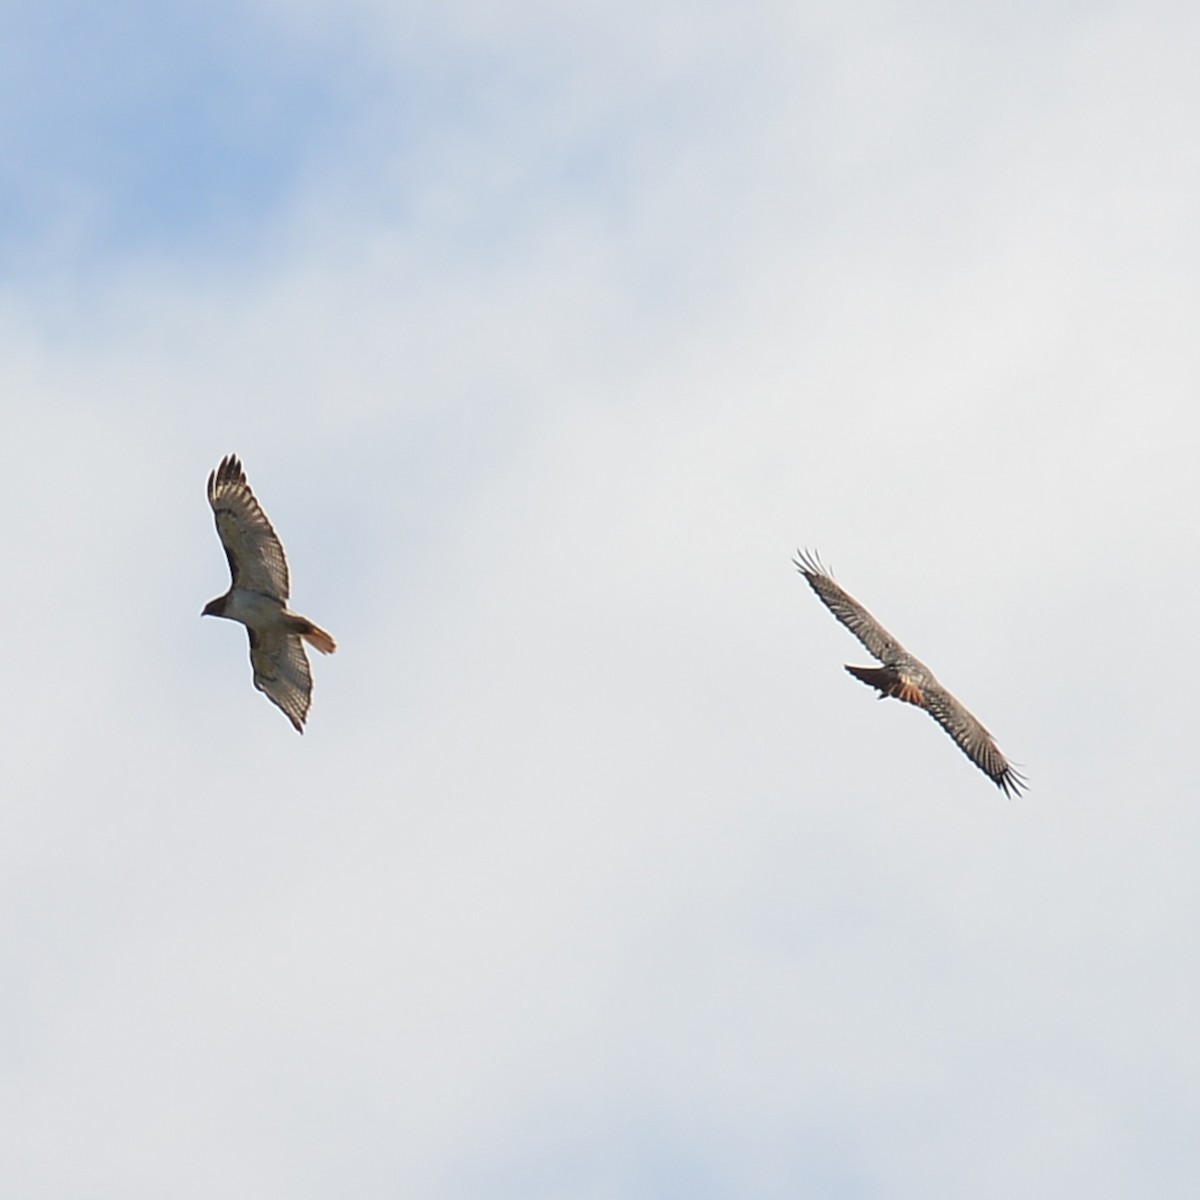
[845,664,893,696]
[845,664,923,706]
[289,614,337,655]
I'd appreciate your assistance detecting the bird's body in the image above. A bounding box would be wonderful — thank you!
[215,587,290,629]
[794,550,1025,797]
[203,455,335,732]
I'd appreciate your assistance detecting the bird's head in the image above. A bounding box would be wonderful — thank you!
[202,596,226,618]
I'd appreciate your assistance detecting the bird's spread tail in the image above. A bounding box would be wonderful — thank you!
[289,614,337,654]
[845,664,924,707]
[305,625,337,655]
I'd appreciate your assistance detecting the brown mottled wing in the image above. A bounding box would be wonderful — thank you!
[207,455,290,601]
[793,550,908,665]
[921,681,1027,797]
[247,627,313,733]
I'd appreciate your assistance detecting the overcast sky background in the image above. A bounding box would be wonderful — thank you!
[3,1,1200,1196]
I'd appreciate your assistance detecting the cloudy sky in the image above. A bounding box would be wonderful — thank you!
[4,1,1200,1195]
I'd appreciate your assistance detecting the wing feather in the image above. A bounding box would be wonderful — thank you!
[247,627,313,734]
[208,455,290,600]
[793,550,907,664]
[921,682,1027,797]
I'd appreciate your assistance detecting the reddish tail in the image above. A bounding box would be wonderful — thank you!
[844,664,923,707]
[290,615,337,654]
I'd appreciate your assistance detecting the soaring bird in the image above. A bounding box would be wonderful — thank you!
[794,550,1025,796]
[203,455,336,733]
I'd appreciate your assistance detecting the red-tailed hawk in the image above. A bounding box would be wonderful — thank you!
[203,455,336,733]
[794,550,1026,796]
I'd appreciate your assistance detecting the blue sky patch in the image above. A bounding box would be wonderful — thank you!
[0,0,363,265]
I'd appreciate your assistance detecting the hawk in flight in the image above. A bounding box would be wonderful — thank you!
[794,550,1025,796]
[203,455,336,733]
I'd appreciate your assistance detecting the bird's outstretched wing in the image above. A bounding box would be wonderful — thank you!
[922,682,1027,797]
[793,550,908,665]
[247,626,313,734]
[794,549,1026,796]
[207,455,290,600]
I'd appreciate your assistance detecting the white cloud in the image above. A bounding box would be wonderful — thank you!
[2,1,1200,1196]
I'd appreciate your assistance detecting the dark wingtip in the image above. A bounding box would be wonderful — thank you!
[209,454,245,489]
[995,765,1029,799]
[793,548,831,578]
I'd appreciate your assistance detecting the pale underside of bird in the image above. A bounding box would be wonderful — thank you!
[794,550,1026,797]
[203,455,336,733]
